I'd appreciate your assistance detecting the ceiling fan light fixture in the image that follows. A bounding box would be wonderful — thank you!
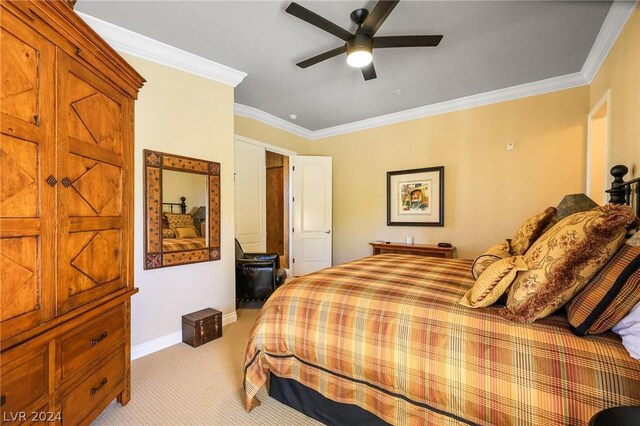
[346,33,373,68]
[347,50,372,68]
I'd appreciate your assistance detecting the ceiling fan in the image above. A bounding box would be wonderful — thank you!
[285,0,443,81]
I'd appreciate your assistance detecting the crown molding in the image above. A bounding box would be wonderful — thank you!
[78,0,636,139]
[582,1,637,83]
[312,72,588,139]
[234,104,314,139]
[77,12,247,87]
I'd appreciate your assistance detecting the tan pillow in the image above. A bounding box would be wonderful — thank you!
[165,213,193,229]
[501,204,637,323]
[162,228,176,238]
[510,207,557,256]
[471,240,511,279]
[461,256,528,308]
[174,226,198,238]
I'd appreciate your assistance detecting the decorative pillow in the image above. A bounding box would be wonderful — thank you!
[461,256,528,308]
[509,207,557,256]
[501,204,636,323]
[471,240,512,279]
[612,301,640,360]
[174,226,198,238]
[164,213,193,229]
[567,232,640,335]
[162,228,176,238]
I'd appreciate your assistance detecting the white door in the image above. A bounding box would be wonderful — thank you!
[234,139,266,252]
[293,156,332,276]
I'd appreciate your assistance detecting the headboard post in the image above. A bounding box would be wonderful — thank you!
[180,196,187,214]
[608,164,628,205]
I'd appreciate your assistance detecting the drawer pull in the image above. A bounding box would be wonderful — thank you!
[0,394,5,406]
[90,378,108,396]
[89,331,108,347]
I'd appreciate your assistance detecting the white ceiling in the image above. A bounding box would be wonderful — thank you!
[75,1,614,132]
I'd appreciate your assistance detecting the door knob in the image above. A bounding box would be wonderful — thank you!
[325,230,331,234]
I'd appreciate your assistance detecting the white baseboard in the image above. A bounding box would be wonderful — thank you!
[131,311,238,360]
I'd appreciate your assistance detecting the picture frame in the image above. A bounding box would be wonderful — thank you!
[387,166,444,226]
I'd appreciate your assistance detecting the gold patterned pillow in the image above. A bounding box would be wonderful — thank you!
[174,226,198,238]
[471,240,512,279]
[461,256,528,308]
[164,213,193,229]
[162,228,176,238]
[501,204,637,323]
[510,207,557,256]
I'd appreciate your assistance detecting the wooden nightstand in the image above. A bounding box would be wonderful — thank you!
[369,242,455,259]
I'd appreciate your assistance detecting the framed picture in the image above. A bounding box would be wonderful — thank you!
[387,166,444,226]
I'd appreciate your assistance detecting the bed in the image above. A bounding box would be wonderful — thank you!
[243,166,640,425]
[161,197,206,251]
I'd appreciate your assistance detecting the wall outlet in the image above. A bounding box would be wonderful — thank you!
[506,141,514,151]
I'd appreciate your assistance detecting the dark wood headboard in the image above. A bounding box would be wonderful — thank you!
[163,196,187,214]
[607,165,640,217]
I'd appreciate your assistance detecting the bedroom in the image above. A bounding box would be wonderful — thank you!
[0,0,639,425]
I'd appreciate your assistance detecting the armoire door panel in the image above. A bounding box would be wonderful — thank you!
[56,52,129,314]
[67,71,123,156]
[0,25,40,128]
[0,19,55,338]
[0,134,38,217]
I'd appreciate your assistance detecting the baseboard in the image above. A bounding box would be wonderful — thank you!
[131,311,238,360]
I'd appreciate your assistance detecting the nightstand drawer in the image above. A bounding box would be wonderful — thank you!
[0,345,48,419]
[60,305,125,381]
[58,346,124,426]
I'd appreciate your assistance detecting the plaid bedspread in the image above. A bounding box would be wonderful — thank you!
[243,254,640,425]
[162,237,206,252]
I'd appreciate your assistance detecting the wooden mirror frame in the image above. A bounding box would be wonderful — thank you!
[143,149,220,269]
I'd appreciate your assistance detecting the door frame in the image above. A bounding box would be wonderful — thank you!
[586,90,611,203]
[234,135,296,272]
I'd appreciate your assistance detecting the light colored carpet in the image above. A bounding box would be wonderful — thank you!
[92,309,321,425]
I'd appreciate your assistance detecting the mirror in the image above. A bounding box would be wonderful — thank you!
[144,150,220,269]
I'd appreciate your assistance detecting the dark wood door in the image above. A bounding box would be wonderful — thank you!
[0,16,56,339]
[56,52,132,314]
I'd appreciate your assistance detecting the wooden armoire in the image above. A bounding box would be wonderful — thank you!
[0,1,144,424]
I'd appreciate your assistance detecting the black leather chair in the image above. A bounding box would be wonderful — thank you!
[235,239,287,307]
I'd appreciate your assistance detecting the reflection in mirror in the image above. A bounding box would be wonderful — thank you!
[143,149,220,269]
[161,170,208,252]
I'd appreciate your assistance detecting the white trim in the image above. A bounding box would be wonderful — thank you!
[235,104,314,140]
[312,73,587,139]
[586,90,612,202]
[77,12,247,87]
[131,311,237,360]
[582,1,637,83]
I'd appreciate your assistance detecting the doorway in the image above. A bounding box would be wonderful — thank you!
[587,91,610,205]
[266,151,290,268]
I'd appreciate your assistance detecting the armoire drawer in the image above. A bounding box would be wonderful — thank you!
[58,346,125,426]
[59,305,125,381]
[0,345,48,420]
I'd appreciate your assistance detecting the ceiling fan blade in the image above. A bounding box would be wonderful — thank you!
[373,35,443,48]
[360,0,399,36]
[296,45,347,68]
[286,2,352,41]
[361,62,377,81]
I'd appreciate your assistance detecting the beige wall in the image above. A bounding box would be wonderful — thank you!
[590,4,640,177]
[235,115,310,154]
[309,87,589,262]
[125,55,235,347]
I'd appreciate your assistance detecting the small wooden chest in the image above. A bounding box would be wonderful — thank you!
[182,308,222,347]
